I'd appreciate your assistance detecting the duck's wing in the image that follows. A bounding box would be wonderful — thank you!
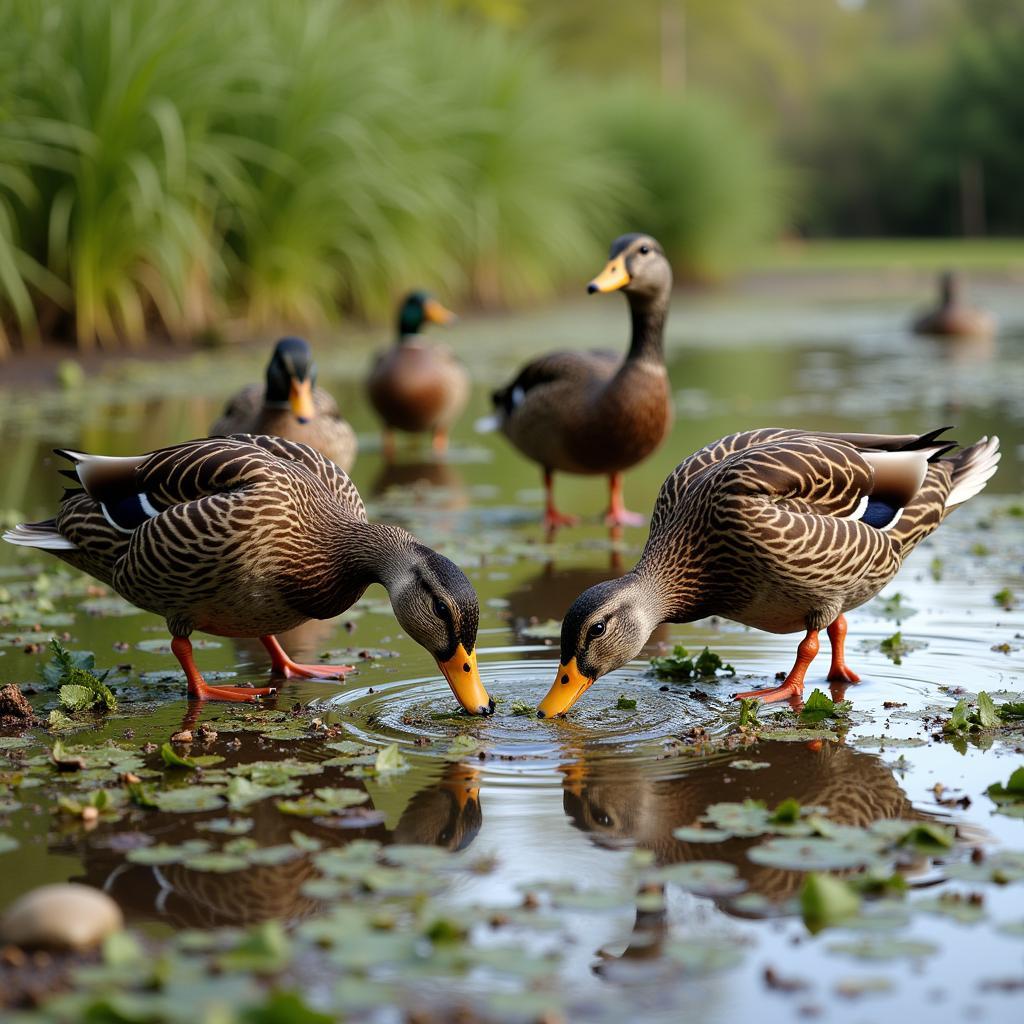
[235,434,363,518]
[713,430,994,556]
[490,349,618,418]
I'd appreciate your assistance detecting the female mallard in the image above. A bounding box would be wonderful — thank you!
[489,234,673,528]
[366,291,466,458]
[211,336,357,472]
[912,271,996,339]
[538,427,1000,717]
[3,435,492,712]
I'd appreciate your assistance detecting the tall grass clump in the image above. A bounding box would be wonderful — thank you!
[590,87,784,280]
[0,0,783,352]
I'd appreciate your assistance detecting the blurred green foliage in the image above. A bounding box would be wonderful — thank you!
[0,0,775,353]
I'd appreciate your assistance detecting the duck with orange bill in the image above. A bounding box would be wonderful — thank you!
[211,336,357,472]
[485,234,672,528]
[537,427,1000,718]
[3,435,492,713]
[367,291,467,459]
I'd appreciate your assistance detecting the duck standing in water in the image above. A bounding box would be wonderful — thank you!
[4,435,492,713]
[488,234,673,528]
[912,271,996,339]
[366,291,467,459]
[538,427,999,717]
[211,336,357,472]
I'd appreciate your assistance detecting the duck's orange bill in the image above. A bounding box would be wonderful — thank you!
[443,767,481,810]
[423,297,457,325]
[537,657,594,718]
[438,645,493,716]
[587,256,630,293]
[289,378,315,421]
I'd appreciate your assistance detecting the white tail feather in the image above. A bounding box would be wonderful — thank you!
[945,436,1001,508]
[3,524,76,551]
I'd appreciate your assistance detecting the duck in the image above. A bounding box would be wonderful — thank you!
[211,336,357,472]
[366,291,467,458]
[912,271,996,339]
[488,234,673,528]
[537,426,1000,717]
[3,434,492,713]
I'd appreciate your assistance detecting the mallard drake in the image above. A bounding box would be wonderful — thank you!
[912,271,996,339]
[3,435,492,712]
[211,336,357,472]
[366,291,467,458]
[538,427,1000,717]
[489,234,673,527]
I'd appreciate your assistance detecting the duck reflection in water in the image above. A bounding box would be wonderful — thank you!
[560,740,943,968]
[64,760,482,930]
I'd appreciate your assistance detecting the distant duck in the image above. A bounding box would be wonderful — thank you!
[211,336,357,472]
[538,426,1000,718]
[366,291,467,459]
[487,234,673,528]
[4,435,492,713]
[912,271,996,339]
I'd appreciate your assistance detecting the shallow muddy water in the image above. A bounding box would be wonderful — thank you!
[1,275,1023,1021]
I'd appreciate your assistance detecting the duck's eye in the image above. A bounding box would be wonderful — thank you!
[639,245,650,255]
[433,598,449,619]
[588,621,606,640]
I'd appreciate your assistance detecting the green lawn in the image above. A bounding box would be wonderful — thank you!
[748,238,1024,272]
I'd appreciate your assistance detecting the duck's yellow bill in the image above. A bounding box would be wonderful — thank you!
[438,645,493,716]
[537,657,594,718]
[289,378,315,421]
[423,297,457,325]
[587,257,630,294]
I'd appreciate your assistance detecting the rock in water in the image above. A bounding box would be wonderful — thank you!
[0,884,123,950]
[0,683,36,726]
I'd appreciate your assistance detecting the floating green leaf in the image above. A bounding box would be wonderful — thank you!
[800,872,861,932]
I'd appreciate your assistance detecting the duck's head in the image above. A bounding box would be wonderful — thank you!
[398,290,457,338]
[389,544,493,715]
[587,234,672,302]
[537,575,657,719]
[266,336,317,423]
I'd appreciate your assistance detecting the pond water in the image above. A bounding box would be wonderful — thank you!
[1,274,1023,1021]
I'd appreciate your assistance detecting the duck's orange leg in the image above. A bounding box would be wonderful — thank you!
[382,430,396,462]
[261,635,354,680]
[171,636,277,702]
[604,473,645,527]
[734,629,820,705]
[826,614,861,684]
[543,469,578,529]
[432,429,449,455]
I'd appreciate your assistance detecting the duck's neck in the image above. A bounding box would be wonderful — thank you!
[302,521,415,619]
[634,549,706,624]
[626,291,669,363]
[397,311,422,344]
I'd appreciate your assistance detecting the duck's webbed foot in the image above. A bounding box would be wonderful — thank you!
[171,636,277,702]
[733,629,820,706]
[261,635,354,679]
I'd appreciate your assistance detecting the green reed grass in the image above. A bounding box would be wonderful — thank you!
[0,0,782,351]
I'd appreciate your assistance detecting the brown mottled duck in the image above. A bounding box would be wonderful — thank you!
[211,336,357,472]
[912,271,996,339]
[489,234,672,528]
[366,291,467,459]
[4,435,492,712]
[538,426,1000,717]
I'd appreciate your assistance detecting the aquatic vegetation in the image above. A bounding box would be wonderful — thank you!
[650,644,736,680]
